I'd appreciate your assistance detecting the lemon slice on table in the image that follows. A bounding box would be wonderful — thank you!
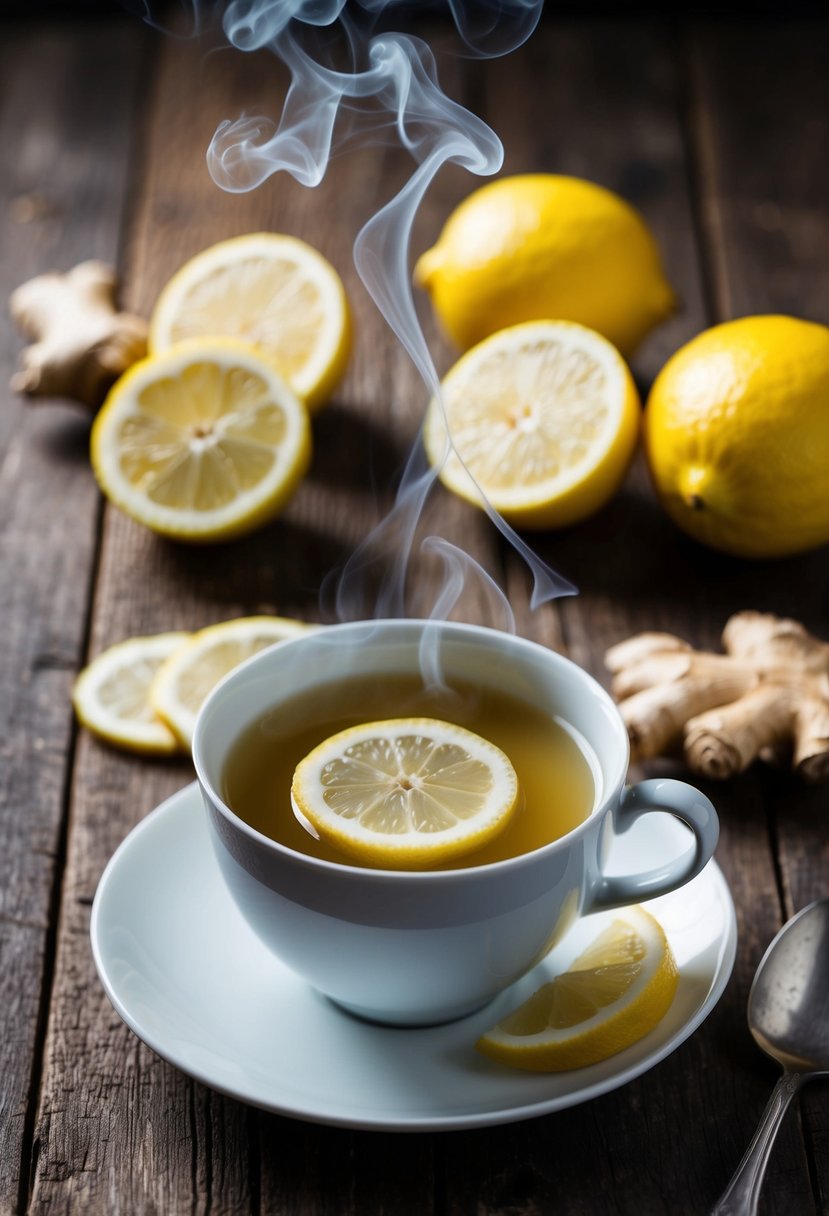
[149,233,351,411]
[291,718,520,869]
[151,615,312,749]
[91,339,311,543]
[423,320,640,530]
[477,905,679,1072]
[72,632,190,755]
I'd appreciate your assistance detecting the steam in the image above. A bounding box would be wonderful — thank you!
[206,0,576,621]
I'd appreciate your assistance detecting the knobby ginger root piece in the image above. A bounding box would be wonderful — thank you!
[9,261,147,409]
[606,611,829,782]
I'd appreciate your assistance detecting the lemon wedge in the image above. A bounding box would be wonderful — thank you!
[477,905,678,1071]
[91,339,311,543]
[291,717,519,869]
[151,615,312,748]
[149,233,351,411]
[72,632,190,755]
[422,320,640,530]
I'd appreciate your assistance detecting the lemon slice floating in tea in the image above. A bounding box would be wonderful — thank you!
[291,718,520,869]
[422,319,640,530]
[477,905,678,1071]
[151,615,313,749]
[91,338,311,543]
[149,233,351,412]
[72,632,190,755]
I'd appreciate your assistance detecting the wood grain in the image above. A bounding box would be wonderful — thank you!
[689,22,829,1215]
[2,13,826,1216]
[0,23,146,1216]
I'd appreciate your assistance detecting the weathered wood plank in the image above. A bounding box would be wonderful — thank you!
[31,19,500,1212]
[441,20,809,1216]
[0,22,146,1216]
[689,22,829,1215]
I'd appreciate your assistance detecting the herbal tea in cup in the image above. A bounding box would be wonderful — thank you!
[194,619,718,1026]
[222,672,597,870]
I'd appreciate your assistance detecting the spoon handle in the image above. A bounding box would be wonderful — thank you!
[711,1072,803,1216]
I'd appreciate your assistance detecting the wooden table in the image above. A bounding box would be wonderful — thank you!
[2,11,828,1214]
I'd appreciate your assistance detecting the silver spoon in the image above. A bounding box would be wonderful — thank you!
[712,899,829,1215]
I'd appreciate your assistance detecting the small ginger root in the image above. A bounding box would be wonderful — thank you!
[605,611,829,782]
[10,261,147,409]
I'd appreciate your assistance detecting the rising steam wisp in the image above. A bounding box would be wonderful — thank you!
[207,0,576,623]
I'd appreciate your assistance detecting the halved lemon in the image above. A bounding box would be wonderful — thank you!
[72,632,190,755]
[149,233,351,411]
[91,339,311,542]
[291,717,520,869]
[151,615,312,748]
[422,320,640,529]
[477,905,678,1071]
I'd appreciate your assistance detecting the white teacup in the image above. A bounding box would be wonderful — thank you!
[193,619,718,1026]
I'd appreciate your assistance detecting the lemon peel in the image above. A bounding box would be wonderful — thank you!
[415,174,674,355]
[477,905,679,1071]
[646,315,829,558]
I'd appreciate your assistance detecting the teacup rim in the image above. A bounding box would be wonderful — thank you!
[192,617,631,882]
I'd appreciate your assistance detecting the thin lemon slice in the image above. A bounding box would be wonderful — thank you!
[477,905,679,1071]
[149,233,351,411]
[151,615,312,748]
[91,339,311,542]
[423,320,640,530]
[72,632,190,755]
[291,718,519,870]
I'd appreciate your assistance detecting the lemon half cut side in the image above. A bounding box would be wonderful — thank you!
[291,717,520,870]
[423,320,640,530]
[477,905,679,1071]
[91,339,311,543]
[149,233,351,411]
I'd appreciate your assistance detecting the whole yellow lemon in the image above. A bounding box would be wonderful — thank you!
[645,315,829,558]
[414,174,675,356]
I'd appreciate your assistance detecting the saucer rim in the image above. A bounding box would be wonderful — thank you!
[91,782,738,1133]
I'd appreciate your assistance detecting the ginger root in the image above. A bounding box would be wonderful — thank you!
[605,611,829,782]
[10,261,147,409]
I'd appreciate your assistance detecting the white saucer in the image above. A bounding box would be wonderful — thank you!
[91,782,737,1132]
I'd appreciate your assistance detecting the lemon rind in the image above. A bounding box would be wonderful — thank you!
[91,339,312,543]
[148,233,351,411]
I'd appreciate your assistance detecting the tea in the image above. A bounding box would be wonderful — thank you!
[222,671,597,870]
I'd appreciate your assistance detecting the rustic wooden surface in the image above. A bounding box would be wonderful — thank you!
[1,12,827,1215]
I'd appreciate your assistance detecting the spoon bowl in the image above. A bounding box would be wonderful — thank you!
[713,899,829,1215]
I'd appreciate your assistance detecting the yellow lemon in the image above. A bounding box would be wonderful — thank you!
[415,174,675,356]
[72,633,190,755]
[150,233,351,411]
[291,718,519,869]
[151,615,313,748]
[91,339,311,543]
[422,320,640,529]
[646,315,829,558]
[477,906,678,1071]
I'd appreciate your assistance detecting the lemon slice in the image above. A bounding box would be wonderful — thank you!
[151,615,312,748]
[91,339,311,543]
[149,233,351,411]
[72,632,190,755]
[423,320,640,530]
[291,718,519,869]
[477,905,679,1071]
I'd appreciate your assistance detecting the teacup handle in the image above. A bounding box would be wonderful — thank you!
[587,778,719,912]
